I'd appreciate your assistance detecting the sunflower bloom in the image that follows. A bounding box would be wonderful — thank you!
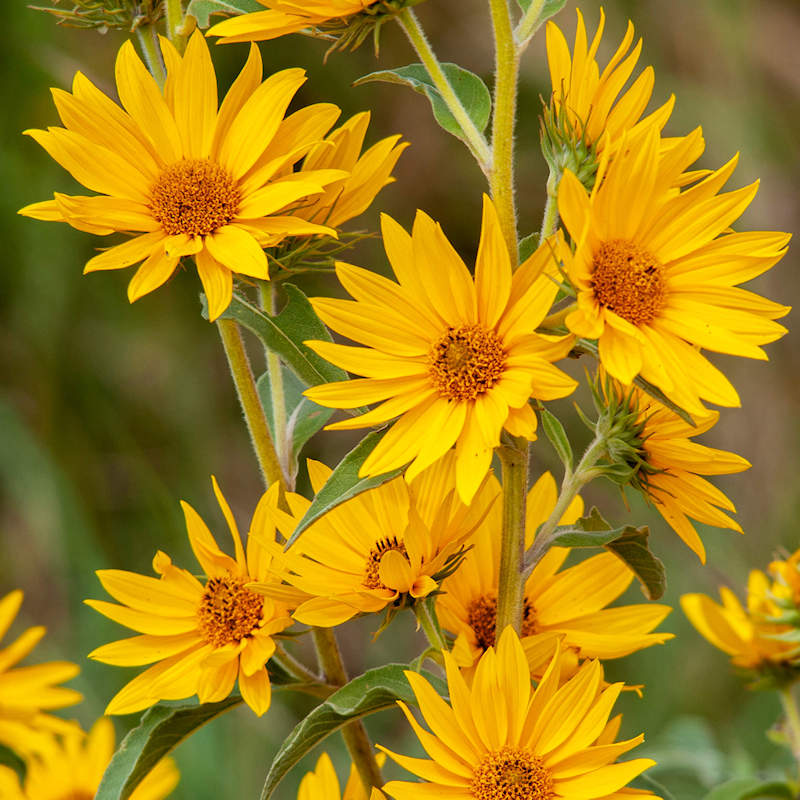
[0,717,178,800]
[559,124,790,416]
[0,591,82,756]
[437,472,672,677]
[546,8,673,155]
[298,752,386,800]
[253,453,497,627]
[19,31,350,320]
[380,628,657,800]
[682,570,800,672]
[86,478,293,716]
[304,196,578,503]
[768,548,800,608]
[208,0,378,44]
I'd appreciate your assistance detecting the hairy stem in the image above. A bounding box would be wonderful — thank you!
[396,8,492,174]
[780,685,800,782]
[514,0,547,46]
[165,0,188,52]
[135,24,166,86]
[488,0,520,261]
[216,319,285,491]
[415,598,448,652]
[273,642,321,685]
[312,627,384,792]
[539,169,561,242]
[496,437,529,635]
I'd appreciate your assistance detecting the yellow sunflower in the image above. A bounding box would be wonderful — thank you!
[19,31,349,320]
[0,717,178,800]
[546,8,673,155]
[768,548,800,608]
[437,472,672,678]
[86,478,293,716]
[252,453,497,627]
[559,123,790,416]
[298,752,386,800]
[380,628,656,800]
[304,195,578,503]
[208,0,378,44]
[681,570,800,672]
[0,590,82,756]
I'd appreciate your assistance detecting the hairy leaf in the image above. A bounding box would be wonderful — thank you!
[540,407,573,470]
[605,525,666,601]
[187,0,263,27]
[516,0,567,21]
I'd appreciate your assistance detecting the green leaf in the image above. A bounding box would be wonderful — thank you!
[206,287,347,389]
[518,232,540,262]
[354,63,491,144]
[550,507,633,548]
[285,429,405,548]
[604,525,666,601]
[186,0,263,27]
[260,664,446,800]
[631,774,677,800]
[96,697,243,800]
[516,0,567,21]
[703,778,796,799]
[540,407,573,470]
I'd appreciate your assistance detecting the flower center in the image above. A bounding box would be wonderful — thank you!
[591,239,665,326]
[471,747,554,800]
[467,594,537,651]
[363,536,409,590]
[150,159,241,237]
[429,325,506,401]
[197,576,264,647]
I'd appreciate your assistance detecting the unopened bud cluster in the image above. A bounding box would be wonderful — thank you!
[539,99,599,192]
[29,0,163,31]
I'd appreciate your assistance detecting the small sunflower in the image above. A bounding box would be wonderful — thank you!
[0,717,178,800]
[20,31,349,320]
[253,453,497,627]
[769,548,800,608]
[304,195,577,503]
[208,0,378,44]
[437,472,673,677]
[86,478,293,716]
[546,8,673,155]
[682,570,800,673]
[380,628,657,800]
[0,591,82,757]
[298,752,386,800]
[559,123,790,416]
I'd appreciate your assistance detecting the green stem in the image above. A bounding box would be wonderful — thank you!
[495,437,529,636]
[780,685,800,782]
[522,429,609,577]
[514,0,547,46]
[165,0,188,52]
[396,8,492,174]
[216,319,286,491]
[539,169,560,242]
[273,642,321,685]
[488,0,520,261]
[135,24,166,86]
[311,627,384,792]
[415,598,447,652]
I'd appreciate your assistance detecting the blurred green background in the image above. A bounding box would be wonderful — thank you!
[2,0,799,796]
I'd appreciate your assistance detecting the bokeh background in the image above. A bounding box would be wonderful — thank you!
[2,0,799,796]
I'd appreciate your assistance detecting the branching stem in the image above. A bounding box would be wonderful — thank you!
[135,24,166,86]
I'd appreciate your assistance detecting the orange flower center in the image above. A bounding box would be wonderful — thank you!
[363,535,409,590]
[591,239,665,326]
[467,594,537,651]
[197,576,264,647]
[471,747,554,800]
[150,159,241,237]
[429,325,506,401]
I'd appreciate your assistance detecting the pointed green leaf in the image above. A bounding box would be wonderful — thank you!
[516,0,567,21]
[551,508,634,548]
[260,664,446,800]
[604,525,666,601]
[354,63,491,143]
[703,778,796,799]
[518,232,540,262]
[285,429,405,548]
[540,407,573,470]
[187,0,263,27]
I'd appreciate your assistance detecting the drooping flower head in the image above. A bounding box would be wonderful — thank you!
[305,195,578,503]
[86,478,294,716]
[253,453,497,627]
[0,717,179,800]
[20,31,362,320]
[0,590,82,757]
[379,628,657,799]
[559,123,790,416]
[437,472,673,679]
[298,751,386,800]
[682,570,800,677]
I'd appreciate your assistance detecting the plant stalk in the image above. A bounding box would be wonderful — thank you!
[539,169,561,242]
[165,0,188,52]
[780,685,800,782]
[311,627,384,792]
[273,642,321,685]
[495,437,529,636]
[135,24,166,86]
[396,8,492,174]
[415,598,447,652]
[514,0,547,46]
[216,319,286,491]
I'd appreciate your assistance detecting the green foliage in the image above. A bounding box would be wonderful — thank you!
[540,407,573,471]
[259,664,446,799]
[516,0,567,18]
[186,0,263,27]
[354,63,491,146]
[285,429,405,548]
[518,232,540,261]
[704,779,796,799]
